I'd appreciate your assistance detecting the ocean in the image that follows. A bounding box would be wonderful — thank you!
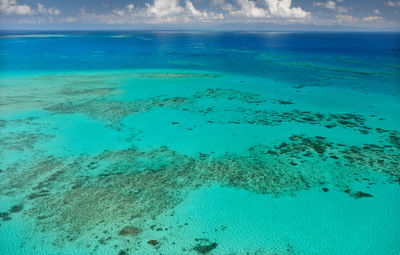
[0,31,399,254]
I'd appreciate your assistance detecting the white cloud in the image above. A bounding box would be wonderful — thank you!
[142,0,222,23]
[313,0,347,13]
[1,0,397,29]
[111,3,134,16]
[265,0,311,18]
[325,0,336,10]
[363,16,383,22]
[126,3,134,12]
[11,0,394,28]
[386,1,400,7]
[215,0,311,19]
[0,0,33,15]
[1,0,312,25]
[37,3,60,15]
[231,0,269,18]
[212,0,234,12]
[185,0,208,18]
[336,14,358,24]
[67,0,223,25]
[0,0,60,16]
[112,8,125,16]
[145,0,183,17]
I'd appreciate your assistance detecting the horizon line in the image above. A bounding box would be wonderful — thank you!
[1,28,400,33]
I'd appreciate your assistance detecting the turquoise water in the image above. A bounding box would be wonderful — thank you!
[0,32,400,254]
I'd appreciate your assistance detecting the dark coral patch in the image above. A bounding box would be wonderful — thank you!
[0,212,9,219]
[119,226,141,236]
[9,204,23,213]
[193,242,217,254]
[351,191,374,199]
[147,240,158,246]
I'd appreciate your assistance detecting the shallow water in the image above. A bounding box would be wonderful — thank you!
[0,32,399,255]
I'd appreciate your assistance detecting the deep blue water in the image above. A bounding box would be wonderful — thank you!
[1,31,399,94]
[1,31,399,70]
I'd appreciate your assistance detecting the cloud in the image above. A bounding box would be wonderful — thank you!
[386,1,400,7]
[0,0,60,16]
[231,0,269,18]
[1,0,310,25]
[229,0,310,19]
[37,3,60,15]
[363,16,383,22]
[4,0,394,29]
[334,13,386,26]
[0,0,33,15]
[126,3,134,12]
[66,0,223,25]
[265,0,310,18]
[185,0,208,18]
[145,0,183,17]
[325,0,336,10]
[335,14,358,24]
[212,0,234,12]
[112,3,134,16]
[143,0,223,23]
[313,0,347,13]
[141,0,223,23]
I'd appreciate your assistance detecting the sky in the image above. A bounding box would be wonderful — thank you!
[0,0,399,30]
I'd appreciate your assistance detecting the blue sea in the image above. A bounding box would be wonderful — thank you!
[0,31,399,255]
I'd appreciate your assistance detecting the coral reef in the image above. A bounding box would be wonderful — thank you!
[1,72,399,254]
